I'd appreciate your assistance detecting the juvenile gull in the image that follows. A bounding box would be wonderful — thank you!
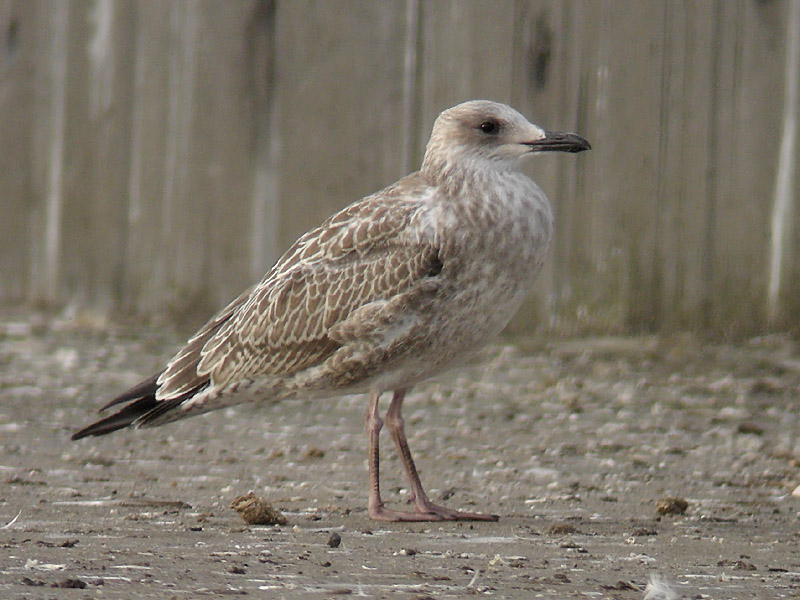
[73,100,590,521]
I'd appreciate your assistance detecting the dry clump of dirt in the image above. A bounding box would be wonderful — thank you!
[655,496,689,516]
[230,492,287,525]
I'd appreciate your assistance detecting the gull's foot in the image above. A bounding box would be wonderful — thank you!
[368,505,446,522]
[369,500,499,522]
[416,500,499,522]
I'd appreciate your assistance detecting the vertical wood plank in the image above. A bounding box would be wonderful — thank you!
[656,2,716,331]
[522,0,667,334]
[28,0,69,304]
[122,0,171,317]
[0,0,36,301]
[55,0,135,314]
[273,0,410,252]
[709,0,785,334]
[190,1,266,313]
[417,0,516,144]
[244,0,280,282]
[124,1,267,325]
[768,0,800,328]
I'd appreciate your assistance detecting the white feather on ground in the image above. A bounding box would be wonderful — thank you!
[643,574,680,600]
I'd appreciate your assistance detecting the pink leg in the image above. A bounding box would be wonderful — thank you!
[384,389,498,521]
[365,391,441,521]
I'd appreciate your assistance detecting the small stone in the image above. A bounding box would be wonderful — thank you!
[52,578,87,589]
[303,447,326,460]
[327,532,342,548]
[737,422,764,436]
[548,523,578,535]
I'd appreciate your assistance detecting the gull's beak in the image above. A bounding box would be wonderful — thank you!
[524,131,591,153]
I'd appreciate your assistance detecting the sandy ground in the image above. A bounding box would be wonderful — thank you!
[1,309,800,599]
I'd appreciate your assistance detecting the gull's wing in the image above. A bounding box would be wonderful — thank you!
[71,174,443,440]
[155,177,440,401]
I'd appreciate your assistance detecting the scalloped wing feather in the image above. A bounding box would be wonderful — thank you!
[156,175,439,400]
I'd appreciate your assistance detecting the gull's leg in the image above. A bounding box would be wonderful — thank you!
[385,388,499,521]
[365,390,440,521]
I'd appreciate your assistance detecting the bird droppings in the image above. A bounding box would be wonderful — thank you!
[230,492,287,526]
[655,497,689,516]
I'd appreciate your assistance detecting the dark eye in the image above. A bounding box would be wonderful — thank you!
[479,120,499,134]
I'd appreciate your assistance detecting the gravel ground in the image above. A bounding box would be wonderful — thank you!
[1,309,799,599]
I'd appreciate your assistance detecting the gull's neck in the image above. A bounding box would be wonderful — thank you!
[421,151,520,200]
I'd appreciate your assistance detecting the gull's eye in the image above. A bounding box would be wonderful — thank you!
[479,120,500,134]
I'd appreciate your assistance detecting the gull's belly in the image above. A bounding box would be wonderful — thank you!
[361,266,538,393]
[438,265,536,350]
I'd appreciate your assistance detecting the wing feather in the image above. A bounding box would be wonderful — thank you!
[158,176,440,398]
[155,285,255,399]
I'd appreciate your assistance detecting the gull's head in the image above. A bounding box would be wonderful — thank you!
[422,100,590,177]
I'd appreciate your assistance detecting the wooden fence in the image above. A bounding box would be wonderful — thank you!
[0,0,798,336]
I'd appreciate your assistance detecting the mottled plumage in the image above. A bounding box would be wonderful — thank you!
[73,100,590,521]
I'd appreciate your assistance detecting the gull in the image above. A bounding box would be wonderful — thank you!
[73,100,590,521]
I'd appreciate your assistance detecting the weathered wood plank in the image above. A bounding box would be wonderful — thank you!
[189,1,265,313]
[524,1,667,334]
[0,0,36,301]
[124,0,264,324]
[709,0,786,334]
[28,0,70,305]
[768,0,800,329]
[417,0,516,119]
[56,0,135,314]
[121,0,180,317]
[656,1,716,331]
[273,0,410,252]
[509,0,578,333]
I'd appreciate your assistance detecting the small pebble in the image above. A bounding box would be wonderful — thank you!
[53,578,87,589]
[327,532,342,548]
[304,447,326,459]
[548,523,578,535]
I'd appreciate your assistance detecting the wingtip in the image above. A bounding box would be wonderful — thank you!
[70,417,133,440]
[99,373,161,412]
[71,381,209,441]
